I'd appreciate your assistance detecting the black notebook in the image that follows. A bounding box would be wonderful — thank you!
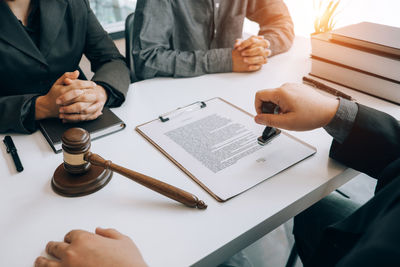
[39,107,126,153]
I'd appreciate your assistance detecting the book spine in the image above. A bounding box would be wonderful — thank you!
[310,58,400,104]
[311,37,400,82]
[38,124,59,153]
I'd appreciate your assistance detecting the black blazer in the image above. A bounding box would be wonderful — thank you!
[309,104,400,266]
[0,0,130,133]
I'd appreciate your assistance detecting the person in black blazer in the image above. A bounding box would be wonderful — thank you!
[254,84,400,267]
[0,0,130,133]
[34,83,400,267]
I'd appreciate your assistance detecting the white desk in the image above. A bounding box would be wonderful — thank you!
[1,37,399,267]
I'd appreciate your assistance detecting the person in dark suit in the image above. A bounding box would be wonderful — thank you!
[0,0,130,133]
[254,83,400,267]
[34,83,400,267]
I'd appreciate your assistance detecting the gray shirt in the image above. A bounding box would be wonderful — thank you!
[132,0,294,80]
[324,98,359,143]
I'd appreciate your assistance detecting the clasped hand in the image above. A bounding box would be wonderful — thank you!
[36,70,107,122]
[232,35,271,72]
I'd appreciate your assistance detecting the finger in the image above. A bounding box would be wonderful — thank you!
[248,64,262,72]
[63,70,79,80]
[237,36,259,51]
[61,101,102,117]
[64,229,90,243]
[72,90,98,104]
[63,77,78,86]
[45,241,68,259]
[59,81,96,97]
[58,81,97,99]
[95,227,125,240]
[61,112,95,122]
[241,46,268,57]
[63,78,72,86]
[56,89,84,105]
[61,114,88,122]
[59,101,92,115]
[54,70,79,86]
[244,56,265,65]
[69,70,80,79]
[238,36,269,51]
[62,110,101,123]
[85,110,103,121]
[254,112,296,130]
[35,256,61,267]
[255,36,270,48]
[246,41,269,52]
[254,88,280,114]
[64,80,97,92]
[233,38,243,49]
[58,90,98,106]
[79,102,103,115]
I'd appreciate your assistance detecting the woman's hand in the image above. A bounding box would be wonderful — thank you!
[35,70,108,122]
[35,71,82,120]
[56,78,108,123]
[254,83,339,131]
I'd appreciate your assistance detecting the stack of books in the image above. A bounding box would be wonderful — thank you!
[310,22,400,104]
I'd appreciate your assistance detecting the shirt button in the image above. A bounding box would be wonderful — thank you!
[214,29,217,35]
[216,3,220,8]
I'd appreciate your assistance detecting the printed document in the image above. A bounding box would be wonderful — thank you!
[137,98,316,201]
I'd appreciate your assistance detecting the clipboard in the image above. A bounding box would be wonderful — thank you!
[136,98,316,202]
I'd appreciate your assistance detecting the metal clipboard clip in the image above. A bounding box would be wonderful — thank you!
[158,101,207,122]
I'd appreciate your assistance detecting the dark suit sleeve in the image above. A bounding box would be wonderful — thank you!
[246,0,294,56]
[82,0,130,107]
[0,93,39,133]
[132,0,232,80]
[329,104,400,180]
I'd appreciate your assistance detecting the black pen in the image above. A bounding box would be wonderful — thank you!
[3,135,24,172]
[303,76,355,101]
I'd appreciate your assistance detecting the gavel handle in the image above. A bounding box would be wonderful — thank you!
[85,152,207,209]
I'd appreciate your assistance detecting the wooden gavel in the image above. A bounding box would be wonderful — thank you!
[52,128,207,209]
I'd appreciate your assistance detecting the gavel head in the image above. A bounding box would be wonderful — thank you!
[62,128,91,175]
[52,127,112,197]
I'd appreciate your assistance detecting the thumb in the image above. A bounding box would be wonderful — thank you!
[67,70,80,79]
[63,70,79,84]
[95,227,125,240]
[234,39,243,49]
[54,70,79,85]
